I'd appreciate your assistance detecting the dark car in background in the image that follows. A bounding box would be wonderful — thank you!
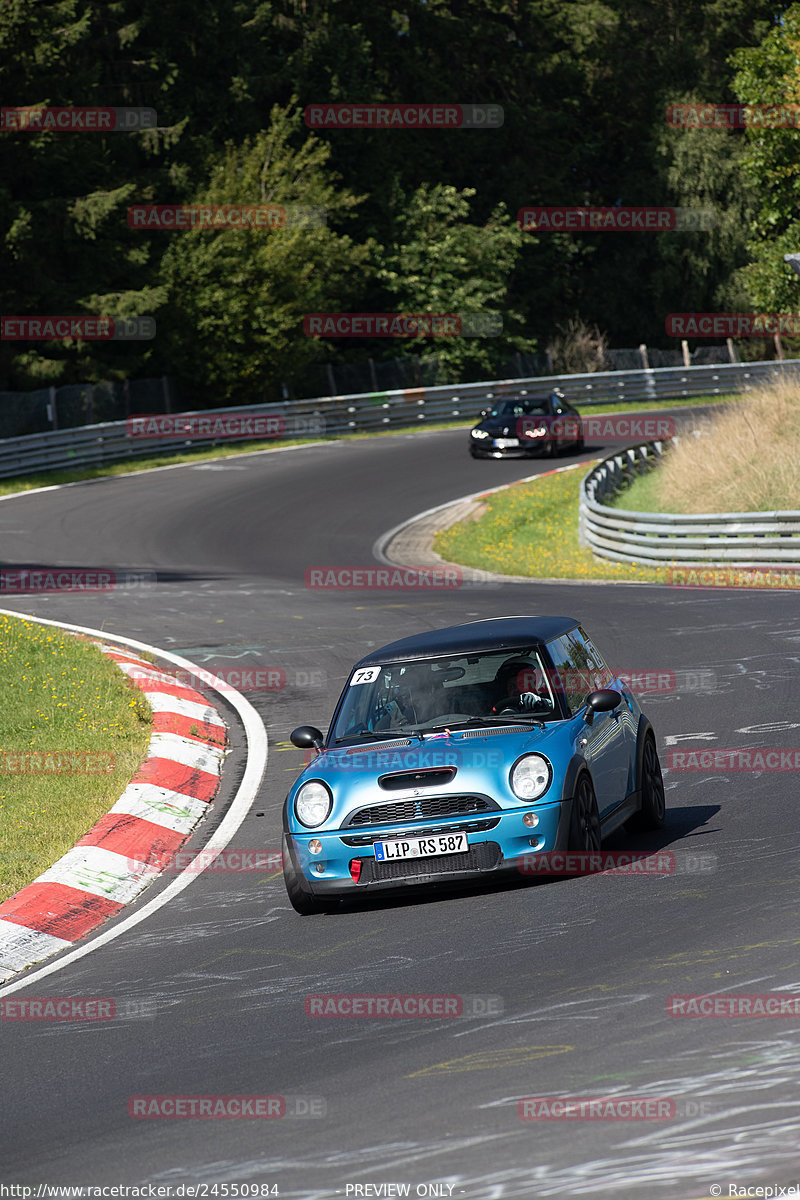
[469,389,584,458]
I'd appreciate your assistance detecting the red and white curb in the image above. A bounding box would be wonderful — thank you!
[0,640,228,983]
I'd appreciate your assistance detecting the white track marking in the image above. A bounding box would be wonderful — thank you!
[0,608,269,997]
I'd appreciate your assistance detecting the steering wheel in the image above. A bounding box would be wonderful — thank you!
[492,693,552,714]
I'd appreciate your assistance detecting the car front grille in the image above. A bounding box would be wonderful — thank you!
[345,794,498,828]
[340,817,501,846]
[359,840,502,882]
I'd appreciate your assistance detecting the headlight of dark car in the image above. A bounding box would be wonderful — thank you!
[509,754,551,800]
[295,780,333,827]
[471,428,490,439]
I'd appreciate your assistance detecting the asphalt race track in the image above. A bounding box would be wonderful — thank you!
[2,422,799,1199]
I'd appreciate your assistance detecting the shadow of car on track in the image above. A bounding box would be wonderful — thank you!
[284,804,722,916]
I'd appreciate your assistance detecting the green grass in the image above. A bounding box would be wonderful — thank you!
[434,464,667,583]
[606,469,670,514]
[0,615,152,902]
[0,392,741,498]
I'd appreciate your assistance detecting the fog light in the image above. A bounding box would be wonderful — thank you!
[309,839,322,855]
[528,836,545,849]
[522,812,540,827]
[312,863,325,874]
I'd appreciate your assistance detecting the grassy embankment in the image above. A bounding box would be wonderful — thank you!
[609,380,800,514]
[0,615,152,902]
[434,384,798,580]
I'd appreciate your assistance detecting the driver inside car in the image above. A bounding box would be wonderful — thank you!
[491,659,553,714]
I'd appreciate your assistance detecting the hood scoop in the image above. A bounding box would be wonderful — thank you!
[378,767,457,791]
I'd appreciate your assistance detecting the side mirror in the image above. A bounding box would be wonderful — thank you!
[290,725,325,751]
[583,689,621,726]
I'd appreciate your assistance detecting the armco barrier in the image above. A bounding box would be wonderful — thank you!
[0,358,798,482]
[580,439,800,566]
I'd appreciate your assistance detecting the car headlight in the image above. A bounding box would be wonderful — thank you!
[471,428,490,439]
[510,754,551,800]
[524,424,547,438]
[295,780,333,827]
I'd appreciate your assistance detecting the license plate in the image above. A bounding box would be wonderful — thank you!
[493,438,519,448]
[373,832,469,861]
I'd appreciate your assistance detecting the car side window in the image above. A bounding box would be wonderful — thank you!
[546,635,589,715]
[546,632,610,715]
[574,626,613,687]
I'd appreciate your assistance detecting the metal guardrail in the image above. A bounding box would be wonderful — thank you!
[0,358,799,482]
[580,439,800,566]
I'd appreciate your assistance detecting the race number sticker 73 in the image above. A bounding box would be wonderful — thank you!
[350,666,381,685]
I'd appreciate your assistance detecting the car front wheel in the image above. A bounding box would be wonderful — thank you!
[568,774,602,852]
[627,735,666,831]
[282,835,339,915]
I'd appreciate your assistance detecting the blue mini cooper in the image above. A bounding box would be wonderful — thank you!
[282,616,666,914]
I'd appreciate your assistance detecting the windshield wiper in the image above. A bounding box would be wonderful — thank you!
[334,727,423,744]
[415,717,546,734]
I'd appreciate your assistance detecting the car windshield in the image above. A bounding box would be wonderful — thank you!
[331,648,560,743]
[487,400,548,418]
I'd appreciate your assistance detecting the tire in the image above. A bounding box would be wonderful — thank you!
[282,835,339,915]
[627,735,666,831]
[567,773,602,852]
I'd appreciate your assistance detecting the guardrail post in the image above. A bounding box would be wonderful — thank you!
[47,385,58,430]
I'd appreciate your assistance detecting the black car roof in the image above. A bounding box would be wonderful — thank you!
[355,616,581,666]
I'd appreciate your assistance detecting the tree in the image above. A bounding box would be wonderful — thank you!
[158,105,373,404]
[728,4,800,311]
[371,183,533,380]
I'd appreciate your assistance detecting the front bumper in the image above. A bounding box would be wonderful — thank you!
[286,799,572,896]
[470,441,549,458]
